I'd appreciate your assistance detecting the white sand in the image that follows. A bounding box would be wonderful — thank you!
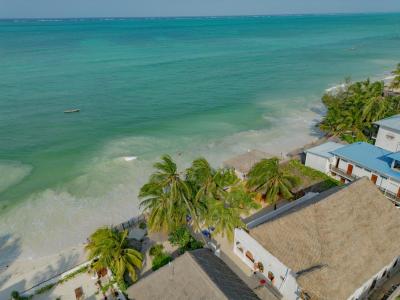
[0,245,86,299]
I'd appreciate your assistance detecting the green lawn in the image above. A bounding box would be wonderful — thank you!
[283,160,342,195]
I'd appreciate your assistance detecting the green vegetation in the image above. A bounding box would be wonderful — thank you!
[58,265,88,284]
[139,221,147,229]
[391,63,400,89]
[149,243,173,271]
[35,283,56,295]
[247,158,300,210]
[139,155,259,241]
[85,227,143,289]
[149,244,164,257]
[320,65,400,142]
[168,226,204,254]
[151,252,173,271]
[285,160,341,190]
[10,291,32,300]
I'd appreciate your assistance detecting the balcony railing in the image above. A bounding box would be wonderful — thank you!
[379,188,400,205]
[329,166,356,181]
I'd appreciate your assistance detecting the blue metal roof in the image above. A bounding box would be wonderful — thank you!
[374,114,400,132]
[305,142,344,159]
[387,152,400,161]
[331,142,400,181]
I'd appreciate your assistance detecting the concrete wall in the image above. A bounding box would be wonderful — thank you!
[305,153,330,174]
[375,127,400,152]
[349,256,400,300]
[234,229,301,300]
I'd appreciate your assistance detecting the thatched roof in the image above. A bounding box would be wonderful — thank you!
[126,249,260,300]
[250,178,400,300]
[223,150,272,174]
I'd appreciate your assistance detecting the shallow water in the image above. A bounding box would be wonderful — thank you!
[0,14,400,260]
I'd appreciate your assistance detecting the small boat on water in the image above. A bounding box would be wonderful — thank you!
[64,109,80,113]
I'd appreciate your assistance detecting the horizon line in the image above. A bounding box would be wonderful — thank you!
[1,11,400,21]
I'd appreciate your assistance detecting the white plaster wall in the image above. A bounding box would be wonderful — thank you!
[234,229,301,300]
[379,177,400,195]
[305,153,330,174]
[375,127,400,152]
[335,159,400,196]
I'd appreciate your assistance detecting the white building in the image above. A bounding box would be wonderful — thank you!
[233,179,400,300]
[373,114,400,152]
[304,142,344,174]
[329,142,400,202]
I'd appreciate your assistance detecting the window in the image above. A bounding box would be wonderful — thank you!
[369,278,377,291]
[393,160,400,171]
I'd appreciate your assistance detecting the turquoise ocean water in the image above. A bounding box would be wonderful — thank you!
[0,13,400,259]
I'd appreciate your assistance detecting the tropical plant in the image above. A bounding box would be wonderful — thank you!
[85,227,143,285]
[168,226,204,253]
[139,155,192,233]
[149,244,164,257]
[391,63,400,89]
[151,252,173,271]
[247,158,299,210]
[320,74,400,142]
[140,155,259,244]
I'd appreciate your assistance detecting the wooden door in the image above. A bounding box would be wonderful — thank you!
[371,174,378,184]
[335,158,340,168]
[347,164,353,175]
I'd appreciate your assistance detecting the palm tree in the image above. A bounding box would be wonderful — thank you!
[139,184,186,233]
[186,157,238,204]
[391,63,400,89]
[85,227,143,284]
[205,198,244,241]
[204,184,260,241]
[139,155,191,232]
[247,158,299,210]
[139,155,204,240]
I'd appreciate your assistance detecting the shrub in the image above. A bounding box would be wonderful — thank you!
[152,253,173,271]
[149,244,164,257]
[168,226,191,248]
[11,291,20,300]
[169,226,203,254]
[35,283,56,295]
[139,221,147,229]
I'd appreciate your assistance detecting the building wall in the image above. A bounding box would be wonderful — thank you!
[305,153,331,174]
[336,159,400,195]
[349,256,400,300]
[375,127,400,152]
[234,229,301,300]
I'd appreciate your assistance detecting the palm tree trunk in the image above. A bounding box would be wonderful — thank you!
[182,197,208,246]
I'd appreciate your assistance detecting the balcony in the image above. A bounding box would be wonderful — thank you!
[378,188,400,205]
[329,166,356,181]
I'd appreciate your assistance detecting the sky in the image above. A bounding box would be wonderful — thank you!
[0,0,400,19]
